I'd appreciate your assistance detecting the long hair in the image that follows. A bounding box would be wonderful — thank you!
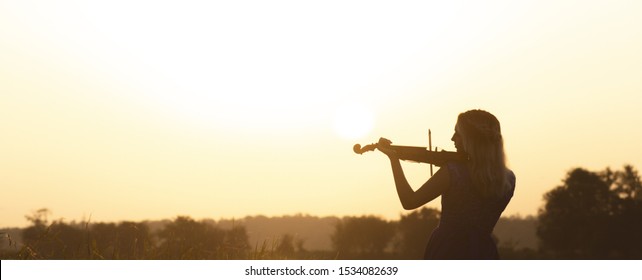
[457,110,510,198]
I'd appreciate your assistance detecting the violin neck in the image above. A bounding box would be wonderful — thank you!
[391,145,465,166]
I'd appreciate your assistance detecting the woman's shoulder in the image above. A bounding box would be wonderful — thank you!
[505,168,516,197]
[446,160,468,170]
[506,168,516,185]
[446,161,469,177]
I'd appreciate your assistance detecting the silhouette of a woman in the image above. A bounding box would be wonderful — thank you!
[377,109,516,259]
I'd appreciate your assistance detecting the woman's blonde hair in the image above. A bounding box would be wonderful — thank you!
[457,110,510,198]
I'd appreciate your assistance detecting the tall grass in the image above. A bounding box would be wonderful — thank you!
[1,220,332,260]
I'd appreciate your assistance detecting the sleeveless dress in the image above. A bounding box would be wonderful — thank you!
[423,162,516,259]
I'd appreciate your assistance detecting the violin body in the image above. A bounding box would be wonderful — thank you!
[353,143,467,167]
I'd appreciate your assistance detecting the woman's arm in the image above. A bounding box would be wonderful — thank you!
[387,157,450,210]
[378,138,450,210]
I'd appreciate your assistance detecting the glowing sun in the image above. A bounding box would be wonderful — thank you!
[332,103,375,140]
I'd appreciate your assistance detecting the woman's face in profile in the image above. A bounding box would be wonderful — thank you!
[451,125,464,152]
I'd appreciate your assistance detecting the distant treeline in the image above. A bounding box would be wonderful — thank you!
[1,165,640,260]
[0,208,536,260]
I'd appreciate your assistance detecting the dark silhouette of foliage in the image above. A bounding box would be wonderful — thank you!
[21,220,87,259]
[249,233,307,260]
[537,165,642,259]
[494,215,539,259]
[17,209,155,259]
[602,165,642,258]
[276,234,296,256]
[20,209,90,259]
[156,216,227,259]
[218,214,338,252]
[275,233,308,258]
[493,215,538,250]
[15,168,636,261]
[0,228,21,257]
[220,224,250,259]
[5,208,544,259]
[331,215,396,259]
[89,222,154,259]
[153,216,251,259]
[497,246,540,259]
[393,207,440,259]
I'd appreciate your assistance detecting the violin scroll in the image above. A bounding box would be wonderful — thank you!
[353,143,377,155]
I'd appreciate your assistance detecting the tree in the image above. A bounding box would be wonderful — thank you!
[393,207,440,259]
[221,224,250,259]
[331,216,396,259]
[602,165,642,258]
[84,221,154,259]
[21,209,90,259]
[276,234,296,256]
[155,216,226,259]
[537,166,642,259]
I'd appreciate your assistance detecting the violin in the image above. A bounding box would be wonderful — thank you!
[353,139,467,167]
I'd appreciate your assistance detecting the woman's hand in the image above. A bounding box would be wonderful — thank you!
[377,137,398,159]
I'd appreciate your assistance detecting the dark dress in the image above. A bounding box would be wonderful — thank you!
[423,162,516,259]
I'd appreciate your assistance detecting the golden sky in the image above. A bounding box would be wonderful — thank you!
[2,1,641,227]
